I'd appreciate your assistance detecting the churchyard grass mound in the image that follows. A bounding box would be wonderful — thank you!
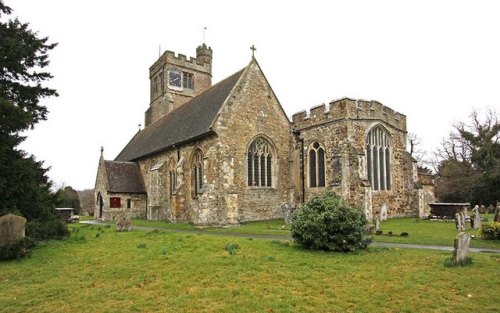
[0,224,498,312]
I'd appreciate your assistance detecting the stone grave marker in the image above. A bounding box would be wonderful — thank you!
[0,214,26,246]
[472,206,481,230]
[281,202,293,225]
[453,232,471,262]
[116,214,132,232]
[494,204,500,223]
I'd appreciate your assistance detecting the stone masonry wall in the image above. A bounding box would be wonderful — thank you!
[292,98,420,219]
[213,60,294,223]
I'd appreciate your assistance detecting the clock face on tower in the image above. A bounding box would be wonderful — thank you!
[168,69,183,91]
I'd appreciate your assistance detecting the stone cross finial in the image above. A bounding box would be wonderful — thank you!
[138,123,142,131]
[250,45,257,57]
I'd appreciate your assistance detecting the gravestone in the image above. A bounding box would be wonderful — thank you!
[472,206,481,230]
[494,204,500,223]
[453,232,471,262]
[281,202,293,225]
[487,204,494,214]
[116,215,132,232]
[375,218,380,231]
[479,205,486,214]
[455,212,463,231]
[460,211,467,231]
[0,214,26,246]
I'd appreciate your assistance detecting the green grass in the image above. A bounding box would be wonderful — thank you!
[128,217,500,249]
[0,224,498,312]
[375,216,499,249]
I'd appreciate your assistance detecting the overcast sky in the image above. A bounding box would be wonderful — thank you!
[10,0,500,190]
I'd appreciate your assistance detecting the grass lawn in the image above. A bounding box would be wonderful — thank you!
[131,217,500,249]
[0,224,499,312]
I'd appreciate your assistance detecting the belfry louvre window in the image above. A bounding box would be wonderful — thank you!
[183,72,194,89]
[247,137,273,187]
[309,142,326,187]
[192,149,203,197]
[366,125,392,191]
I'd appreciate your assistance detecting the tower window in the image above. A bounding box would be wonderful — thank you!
[183,72,194,89]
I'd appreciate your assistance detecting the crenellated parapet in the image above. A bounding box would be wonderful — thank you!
[292,97,406,131]
[149,49,212,78]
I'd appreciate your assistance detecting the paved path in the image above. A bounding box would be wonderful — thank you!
[80,220,500,254]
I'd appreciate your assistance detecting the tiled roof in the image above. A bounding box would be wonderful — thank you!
[115,68,245,162]
[104,161,146,193]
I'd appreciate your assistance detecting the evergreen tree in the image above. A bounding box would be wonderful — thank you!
[0,1,67,240]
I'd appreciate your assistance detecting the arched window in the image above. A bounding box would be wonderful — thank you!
[366,125,392,191]
[192,149,203,198]
[247,137,274,187]
[169,158,176,198]
[309,142,326,187]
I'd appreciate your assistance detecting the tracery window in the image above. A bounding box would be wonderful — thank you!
[192,149,204,198]
[247,137,273,187]
[366,125,392,191]
[309,142,326,187]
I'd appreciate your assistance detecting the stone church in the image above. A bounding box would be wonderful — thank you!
[94,44,434,225]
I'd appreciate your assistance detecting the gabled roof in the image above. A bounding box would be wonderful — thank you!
[115,68,245,162]
[104,161,146,193]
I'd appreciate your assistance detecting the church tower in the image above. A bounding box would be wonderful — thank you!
[145,44,213,126]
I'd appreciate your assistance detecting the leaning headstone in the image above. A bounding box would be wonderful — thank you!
[116,215,132,232]
[472,206,481,230]
[281,202,293,225]
[0,214,26,246]
[453,232,471,263]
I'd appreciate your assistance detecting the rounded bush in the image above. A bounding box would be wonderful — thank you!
[291,192,372,252]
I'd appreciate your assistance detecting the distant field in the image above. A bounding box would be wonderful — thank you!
[1,224,498,312]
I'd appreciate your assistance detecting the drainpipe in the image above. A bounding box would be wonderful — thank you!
[292,129,305,204]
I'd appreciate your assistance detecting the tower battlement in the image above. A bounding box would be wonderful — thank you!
[149,48,212,78]
[292,97,406,131]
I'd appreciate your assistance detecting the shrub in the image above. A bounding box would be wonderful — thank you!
[26,218,69,241]
[388,231,393,236]
[400,232,409,237]
[0,237,37,261]
[291,192,372,252]
[479,222,500,240]
[375,230,383,236]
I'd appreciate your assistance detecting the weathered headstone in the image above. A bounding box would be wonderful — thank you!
[472,206,481,230]
[0,214,26,246]
[460,211,467,231]
[375,218,380,231]
[494,203,500,223]
[479,205,486,214]
[281,202,293,225]
[453,232,471,262]
[116,215,132,232]
[487,204,494,214]
[455,212,462,231]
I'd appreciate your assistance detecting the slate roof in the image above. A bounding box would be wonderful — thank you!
[104,161,146,193]
[115,68,245,162]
